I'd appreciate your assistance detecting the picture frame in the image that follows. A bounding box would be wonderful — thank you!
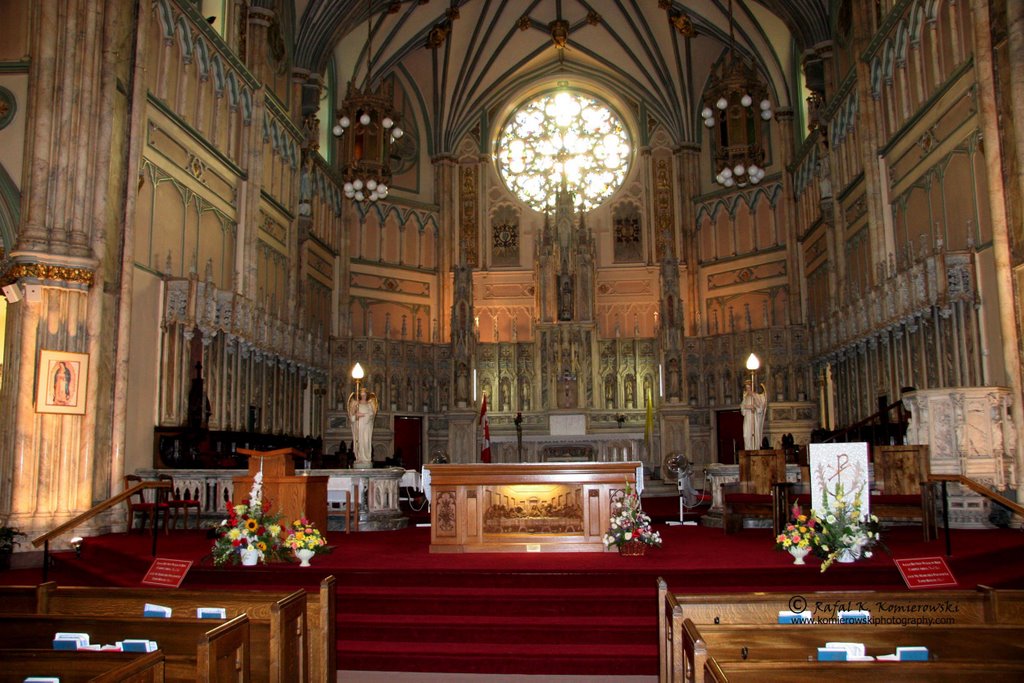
[36,349,89,415]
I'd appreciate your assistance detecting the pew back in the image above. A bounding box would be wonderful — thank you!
[657,579,1024,683]
[0,649,165,683]
[37,581,315,683]
[704,657,1024,682]
[198,614,250,682]
[0,613,250,683]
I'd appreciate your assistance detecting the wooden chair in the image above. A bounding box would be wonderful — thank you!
[327,478,359,533]
[722,450,788,534]
[159,473,202,530]
[871,444,936,540]
[124,474,169,533]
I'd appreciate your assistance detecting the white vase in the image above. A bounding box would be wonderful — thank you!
[239,547,260,566]
[788,546,810,565]
[295,548,315,567]
[836,547,859,564]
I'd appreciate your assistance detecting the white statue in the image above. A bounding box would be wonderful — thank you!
[348,387,378,468]
[741,381,768,450]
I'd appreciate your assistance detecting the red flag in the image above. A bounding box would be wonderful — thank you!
[480,394,492,463]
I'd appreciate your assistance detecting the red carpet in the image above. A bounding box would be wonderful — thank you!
[4,522,1023,675]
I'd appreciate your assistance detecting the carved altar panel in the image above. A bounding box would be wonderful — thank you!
[428,462,640,552]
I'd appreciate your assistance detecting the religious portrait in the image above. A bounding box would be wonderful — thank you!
[36,349,89,415]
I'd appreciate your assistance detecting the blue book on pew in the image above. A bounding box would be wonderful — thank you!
[878,647,930,662]
[23,678,61,682]
[837,610,871,624]
[197,607,227,619]
[143,603,172,618]
[52,632,89,650]
[777,609,811,624]
[120,639,158,653]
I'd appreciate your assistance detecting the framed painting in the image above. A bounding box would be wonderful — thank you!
[36,349,89,415]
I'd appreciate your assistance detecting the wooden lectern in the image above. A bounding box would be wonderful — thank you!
[233,448,328,533]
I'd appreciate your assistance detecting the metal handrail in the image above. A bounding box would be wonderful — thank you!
[928,474,1023,556]
[30,480,171,581]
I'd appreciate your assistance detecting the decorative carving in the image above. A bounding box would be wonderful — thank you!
[460,166,479,265]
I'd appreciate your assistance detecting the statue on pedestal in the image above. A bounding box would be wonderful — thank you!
[348,387,378,468]
[740,381,767,450]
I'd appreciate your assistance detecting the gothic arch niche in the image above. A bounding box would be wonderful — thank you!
[612,201,642,263]
[490,204,520,268]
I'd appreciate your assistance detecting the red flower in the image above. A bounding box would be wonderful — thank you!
[231,539,241,547]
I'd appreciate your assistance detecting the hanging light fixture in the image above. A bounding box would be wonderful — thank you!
[701,0,772,188]
[332,0,404,202]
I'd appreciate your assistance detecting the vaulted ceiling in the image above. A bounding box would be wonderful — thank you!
[294,1,832,154]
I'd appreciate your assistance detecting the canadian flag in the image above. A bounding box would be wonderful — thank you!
[479,394,492,463]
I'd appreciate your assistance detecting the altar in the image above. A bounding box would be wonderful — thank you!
[426,461,642,553]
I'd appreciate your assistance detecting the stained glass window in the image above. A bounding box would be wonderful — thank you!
[495,91,631,212]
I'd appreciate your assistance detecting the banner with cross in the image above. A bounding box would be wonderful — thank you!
[808,442,870,518]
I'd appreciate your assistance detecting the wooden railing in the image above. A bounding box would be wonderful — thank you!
[819,398,908,444]
[31,480,170,581]
[929,474,1024,556]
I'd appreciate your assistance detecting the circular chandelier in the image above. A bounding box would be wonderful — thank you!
[495,91,631,212]
[331,0,405,203]
[332,83,404,202]
[702,0,773,188]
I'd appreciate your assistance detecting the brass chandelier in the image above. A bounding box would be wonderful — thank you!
[701,0,773,188]
[332,0,404,202]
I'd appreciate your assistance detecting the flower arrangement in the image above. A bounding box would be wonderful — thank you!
[775,503,817,552]
[284,518,328,554]
[212,472,284,566]
[812,480,881,572]
[603,481,662,551]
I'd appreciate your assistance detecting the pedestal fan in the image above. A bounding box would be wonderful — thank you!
[664,453,702,525]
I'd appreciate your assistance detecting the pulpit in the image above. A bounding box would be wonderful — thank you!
[233,448,328,532]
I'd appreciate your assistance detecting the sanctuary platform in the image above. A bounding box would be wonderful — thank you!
[4,522,1024,678]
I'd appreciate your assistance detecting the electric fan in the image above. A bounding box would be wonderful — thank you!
[664,453,702,525]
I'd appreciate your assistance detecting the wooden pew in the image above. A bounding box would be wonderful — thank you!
[684,619,1024,683]
[308,575,337,683]
[657,581,991,626]
[0,612,249,683]
[37,577,338,682]
[0,650,165,682]
[703,657,1024,682]
[199,615,250,682]
[981,584,1024,624]
[0,584,39,614]
[657,579,1024,683]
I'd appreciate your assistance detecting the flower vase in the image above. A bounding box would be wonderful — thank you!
[788,546,810,565]
[239,547,260,566]
[836,547,859,564]
[295,548,315,567]
[618,540,647,557]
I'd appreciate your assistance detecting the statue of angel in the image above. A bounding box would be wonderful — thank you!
[348,387,378,468]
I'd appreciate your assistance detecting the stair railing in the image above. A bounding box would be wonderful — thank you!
[821,398,908,444]
[30,480,171,581]
[928,474,1024,556]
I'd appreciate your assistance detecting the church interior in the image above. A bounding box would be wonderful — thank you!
[2,0,1024,680]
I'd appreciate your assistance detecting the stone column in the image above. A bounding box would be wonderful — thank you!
[971,0,1024,508]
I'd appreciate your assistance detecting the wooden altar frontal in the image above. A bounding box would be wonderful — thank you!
[233,448,328,532]
[428,461,641,553]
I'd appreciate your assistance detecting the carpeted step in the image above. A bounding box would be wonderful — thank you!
[336,586,652,617]
[337,639,660,676]
[336,568,661,590]
[338,612,655,645]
